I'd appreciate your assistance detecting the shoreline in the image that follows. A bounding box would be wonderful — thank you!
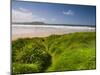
[12,25,95,40]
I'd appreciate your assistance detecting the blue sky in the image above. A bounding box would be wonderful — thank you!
[12,0,96,25]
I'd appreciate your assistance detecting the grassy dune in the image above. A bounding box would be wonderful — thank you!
[12,32,96,74]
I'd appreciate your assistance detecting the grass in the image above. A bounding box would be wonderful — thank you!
[12,63,39,74]
[12,32,96,74]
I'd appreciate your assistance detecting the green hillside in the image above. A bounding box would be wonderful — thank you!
[12,32,96,74]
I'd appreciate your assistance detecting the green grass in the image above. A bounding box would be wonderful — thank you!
[12,32,96,74]
[12,63,39,74]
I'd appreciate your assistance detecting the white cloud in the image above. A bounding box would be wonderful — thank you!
[12,8,35,23]
[12,8,46,23]
[18,7,30,12]
[63,10,74,16]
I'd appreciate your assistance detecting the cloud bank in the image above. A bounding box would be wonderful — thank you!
[12,8,34,23]
[12,8,46,23]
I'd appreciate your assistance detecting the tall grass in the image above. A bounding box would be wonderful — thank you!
[12,32,96,74]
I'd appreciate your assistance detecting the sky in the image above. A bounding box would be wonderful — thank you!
[12,0,96,25]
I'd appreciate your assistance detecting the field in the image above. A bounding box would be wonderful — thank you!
[12,32,96,74]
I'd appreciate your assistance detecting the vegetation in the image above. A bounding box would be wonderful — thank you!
[12,32,96,74]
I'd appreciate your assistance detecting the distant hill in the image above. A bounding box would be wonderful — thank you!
[13,21,46,25]
[12,21,95,27]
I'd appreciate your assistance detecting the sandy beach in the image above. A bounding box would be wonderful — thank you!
[12,24,95,40]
